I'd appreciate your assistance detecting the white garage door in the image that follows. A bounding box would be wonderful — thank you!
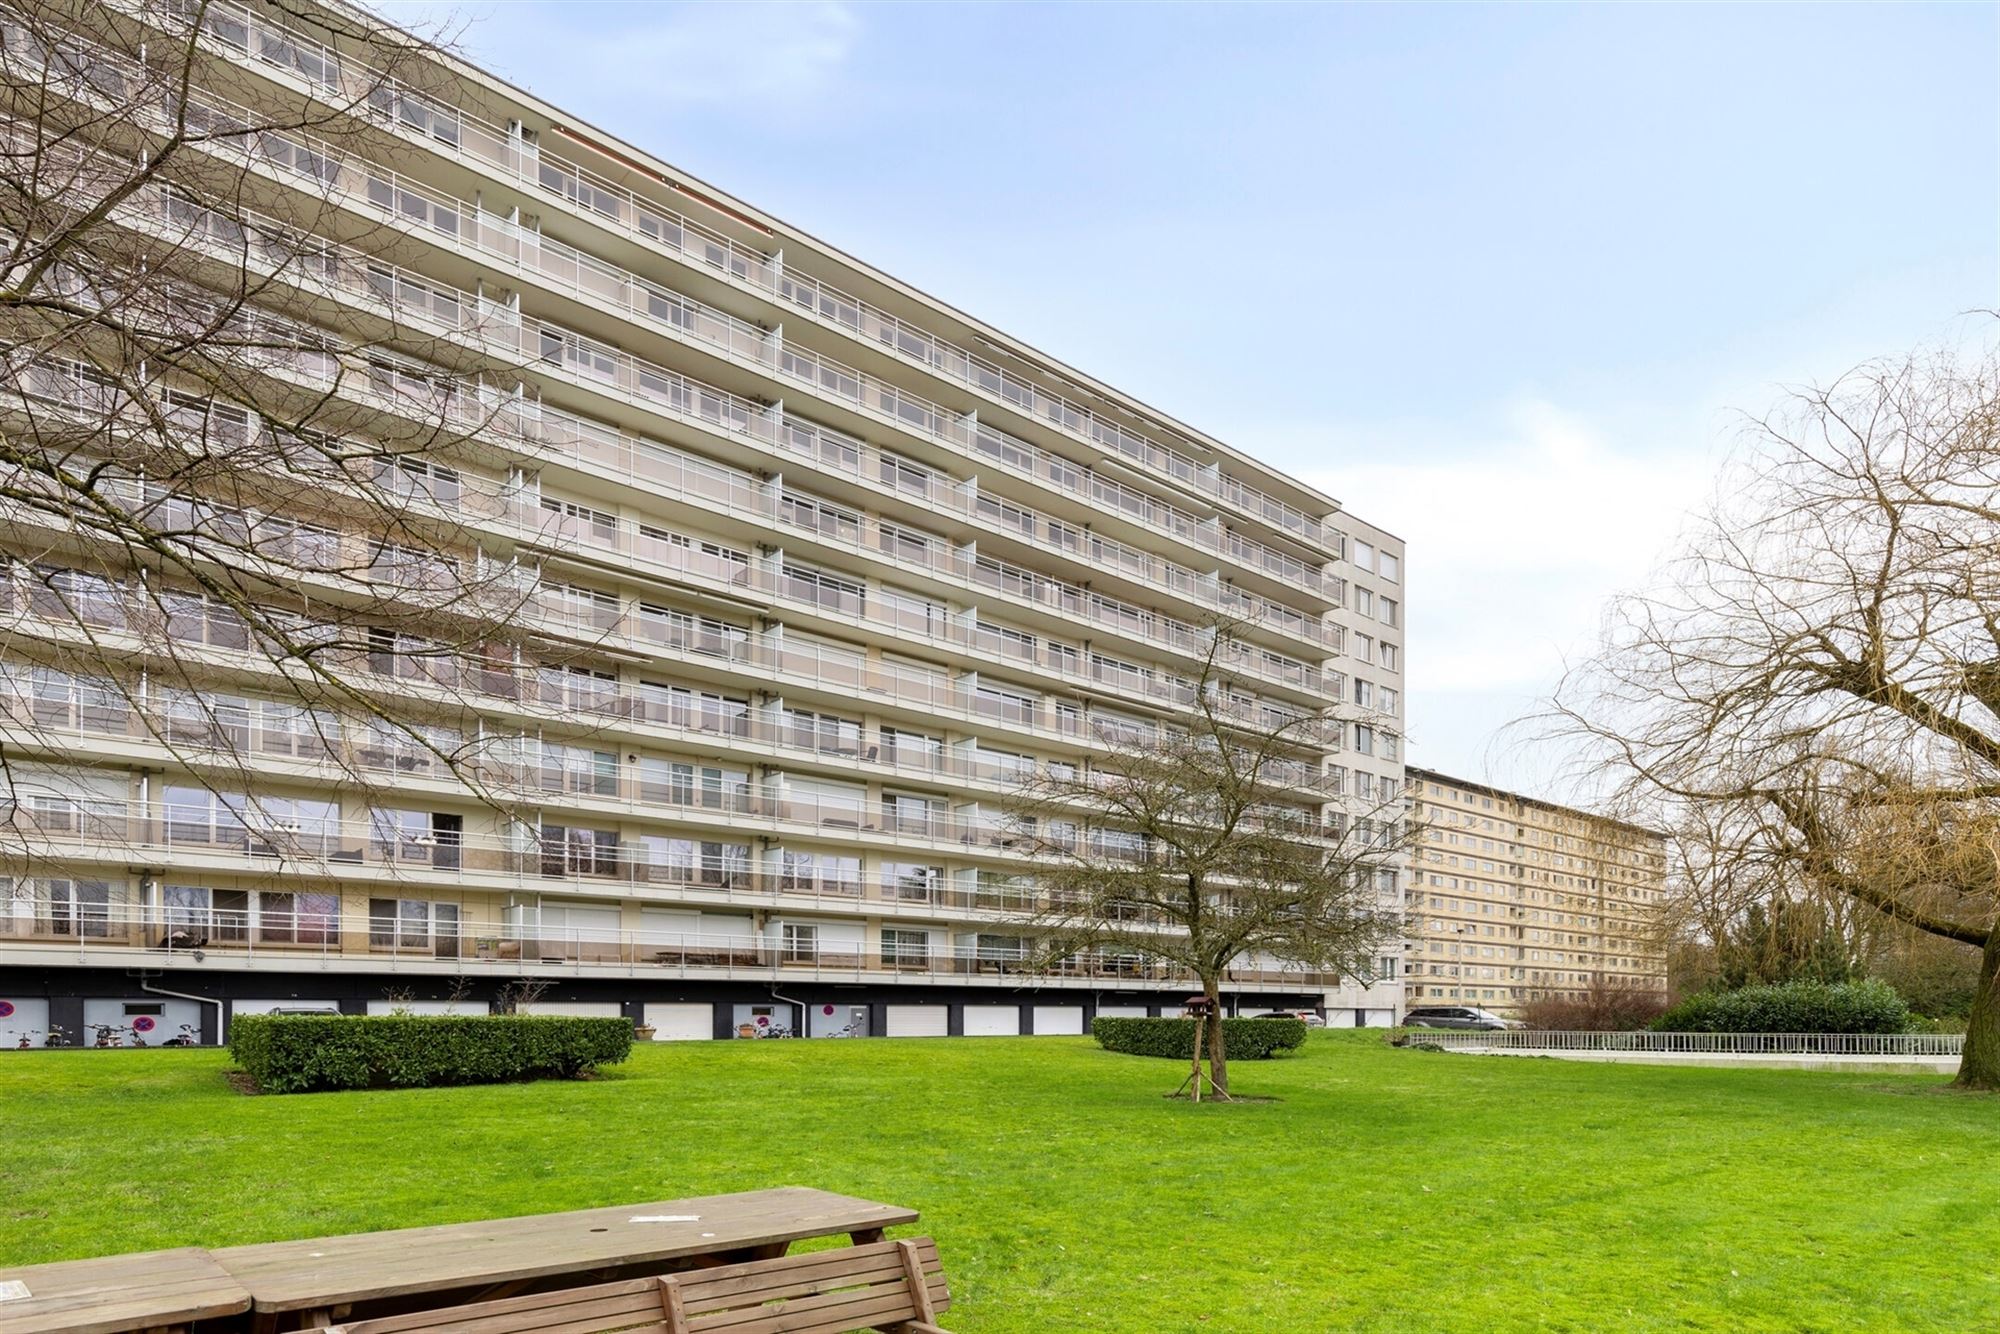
[234,999,340,1016]
[365,1001,470,1016]
[643,1003,713,1041]
[1096,1005,1150,1018]
[518,1001,624,1019]
[1032,1005,1084,1035]
[963,1005,1020,1036]
[0,997,50,1045]
[884,1004,948,1037]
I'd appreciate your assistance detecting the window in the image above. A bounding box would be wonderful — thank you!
[540,824,620,877]
[1380,642,1400,672]
[781,563,865,614]
[882,863,940,902]
[1379,597,1400,628]
[882,928,929,968]
[785,708,862,755]
[256,891,339,945]
[781,922,817,963]
[1380,553,1399,583]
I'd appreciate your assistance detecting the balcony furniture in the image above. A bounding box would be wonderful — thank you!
[0,1246,252,1334]
[210,1188,917,1332]
[298,1237,952,1334]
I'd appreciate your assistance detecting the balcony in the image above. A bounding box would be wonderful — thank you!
[56,9,1345,597]
[140,0,1345,559]
[79,165,1346,668]
[0,902,1336,991]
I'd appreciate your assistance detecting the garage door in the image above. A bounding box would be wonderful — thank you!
[643,1003,714,1041]
[884,1004,948,1037]
[962,1005,1020,1036]
[234,999,340,1016]
[0,997,50,1045]
[1032,1005,1084,1035]
[518,1001,624,1019]
[1096,1005,1149,1018]
[365,1001,470,1016]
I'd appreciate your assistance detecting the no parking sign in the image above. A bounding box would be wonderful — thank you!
[0,1001,14,1019]
[132,1015,156,1033]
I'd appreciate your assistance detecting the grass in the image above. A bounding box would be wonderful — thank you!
[1,1032,1996,1332]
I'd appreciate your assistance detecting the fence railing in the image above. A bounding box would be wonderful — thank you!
[1415,1030,1965,1057]
[0,904,1336,989]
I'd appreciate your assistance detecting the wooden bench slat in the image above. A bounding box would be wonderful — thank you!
[309,1238,952,1334]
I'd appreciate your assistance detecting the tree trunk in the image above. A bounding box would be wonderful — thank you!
[1955,927,2000,1091]
[1204,977,1228,1097]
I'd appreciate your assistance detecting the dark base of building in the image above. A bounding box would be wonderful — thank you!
[0,966,1329,1046]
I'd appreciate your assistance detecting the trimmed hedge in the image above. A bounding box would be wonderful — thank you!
[229,1014,634,1094]
[1092,1016,1308,1060]
[1652,980,1912,1035]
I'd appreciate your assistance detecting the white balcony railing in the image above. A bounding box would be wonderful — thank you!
[0,903,1337,989]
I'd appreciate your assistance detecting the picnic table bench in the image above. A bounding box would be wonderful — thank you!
[303,1237,951,1334]
[0,1247,251,1334]
[0,1189,920,1334]
[214,1188,917,1331]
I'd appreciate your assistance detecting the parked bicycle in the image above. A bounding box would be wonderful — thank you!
[91,1024,122,1048]
[162,1023,199,1047]
[42,1024,70,1048]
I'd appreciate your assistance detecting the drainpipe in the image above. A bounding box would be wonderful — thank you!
[139,978,225,1045]
[770,985,808,1037]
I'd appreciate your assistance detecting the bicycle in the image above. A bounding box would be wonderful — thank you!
[162,1023,199,1047]
[42,1024,70,1049]
[91,1024,122,1048]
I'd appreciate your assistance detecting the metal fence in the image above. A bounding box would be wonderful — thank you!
[1412,1029,1964,1057]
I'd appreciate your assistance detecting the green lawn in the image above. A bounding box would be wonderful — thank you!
[1,1032,1995,1332]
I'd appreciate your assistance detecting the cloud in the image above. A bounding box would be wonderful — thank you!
[1294,398,1716,784]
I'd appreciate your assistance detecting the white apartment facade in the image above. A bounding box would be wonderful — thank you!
[0,0,1408,1043]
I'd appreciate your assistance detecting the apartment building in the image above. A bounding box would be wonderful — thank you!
[0,0,1407,1045]
[1403,770,1667,1016]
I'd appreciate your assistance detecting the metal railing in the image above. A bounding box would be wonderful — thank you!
[36,162,1346,674]
[1414,1030,1966,1057]
[0,903,1337,989]
[30,14,1344,608]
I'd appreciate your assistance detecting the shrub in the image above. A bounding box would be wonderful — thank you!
[229,1014,633,1094]
[1651,979,1911,1035]
[1091,1016,1308,1060]
[1516,980,1671,1032]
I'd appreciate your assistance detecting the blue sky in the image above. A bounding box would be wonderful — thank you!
[385,0,1998,794]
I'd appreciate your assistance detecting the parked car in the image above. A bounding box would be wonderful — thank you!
[1246,1010,1326,1028]
[1400,1005,1516,1031]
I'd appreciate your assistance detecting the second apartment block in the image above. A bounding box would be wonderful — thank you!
[1406,769,1667,1015]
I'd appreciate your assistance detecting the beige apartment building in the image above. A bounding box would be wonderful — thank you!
[0,0,1407,1044]
[1404,769,1666,1015]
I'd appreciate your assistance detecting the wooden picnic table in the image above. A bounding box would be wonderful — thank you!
[0,1246,252,1334]
[210,1187,919,1331]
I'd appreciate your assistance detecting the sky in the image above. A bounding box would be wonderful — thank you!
[381,0,1998,797]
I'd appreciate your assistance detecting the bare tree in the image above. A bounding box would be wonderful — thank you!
[1552,346,2000,1088]
[1008,624,1407,1096]
[0,1,604,912]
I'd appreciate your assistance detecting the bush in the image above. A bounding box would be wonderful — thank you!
[1516,980,1671,1032]
[229,1014,634,1094]
[1651,979,1911,1035]
[1091,1016,1307,1060]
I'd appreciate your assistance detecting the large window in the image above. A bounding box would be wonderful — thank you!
[882,928,929,968]
[540,825,620,878]
[255,891,339,945]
